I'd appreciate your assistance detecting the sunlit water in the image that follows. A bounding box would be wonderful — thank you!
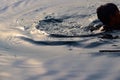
[0,0,120,80]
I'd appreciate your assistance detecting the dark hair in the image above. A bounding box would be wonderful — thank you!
[97,3,119,25]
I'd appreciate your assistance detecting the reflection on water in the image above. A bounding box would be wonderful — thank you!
[1,0,120,80]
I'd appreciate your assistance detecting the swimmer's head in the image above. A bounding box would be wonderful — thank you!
[97,3,120,26]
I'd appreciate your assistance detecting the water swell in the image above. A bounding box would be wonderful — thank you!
[17,14,106,46]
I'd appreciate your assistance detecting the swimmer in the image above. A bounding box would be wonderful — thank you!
[97,3,120,31]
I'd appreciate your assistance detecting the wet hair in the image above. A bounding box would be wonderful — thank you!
[97,3,119,25]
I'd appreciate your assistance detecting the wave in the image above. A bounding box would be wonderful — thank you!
[20,36,80,46]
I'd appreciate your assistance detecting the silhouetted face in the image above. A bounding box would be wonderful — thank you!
[110,10,120,26]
